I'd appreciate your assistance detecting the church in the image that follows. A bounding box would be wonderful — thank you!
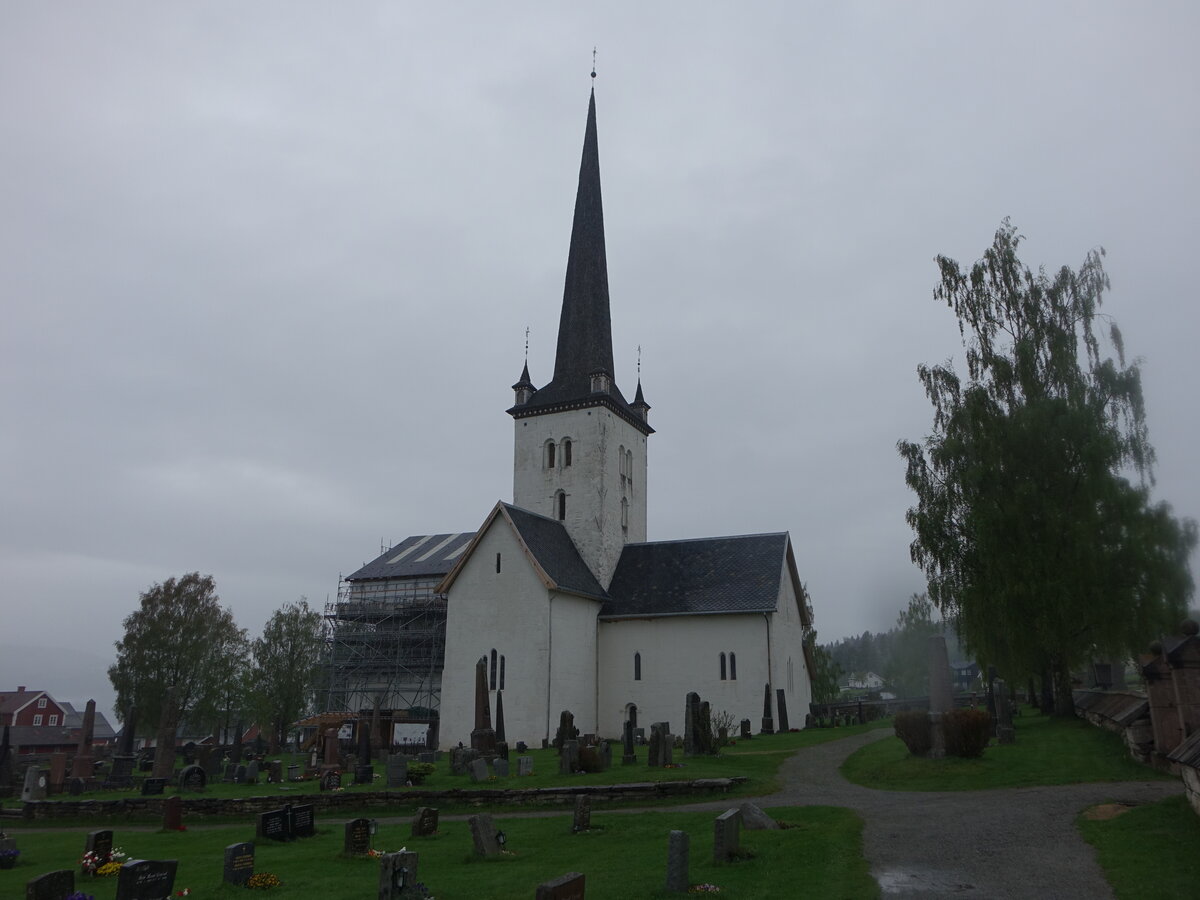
[433,87,816,749]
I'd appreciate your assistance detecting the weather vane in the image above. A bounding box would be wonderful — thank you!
[592,47,597,80]
[525,326,530,363]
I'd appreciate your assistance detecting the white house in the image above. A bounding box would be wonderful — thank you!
[435,88,816,748]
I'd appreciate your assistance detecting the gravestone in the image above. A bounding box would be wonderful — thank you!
[572,794,591,832]
[108,754,136,788]
[222,761,238,784]
[257,807,291,842]
[493,757,509,778]
[150,686,180,781]
[162,795,183,831]
[684,693,701,756]
[470,656,496,754]
[84,829,114,865]
[928,635,954,759]
[222,841,254,886]
[24,870,74,900]
[114,858,177,900]
[468,758,489,783]
[622,720,636,765]
[517,755,534,776]
[387,754,409,788]
[411,806,439,838]
[141,778,166,796]
[665,830,689,893]
[355,764,374,785]
[233,765,247,784]
[776,689,790,733]
[760,683,775,734]
[995,678,1015,744]
[343,817,371,856]
[68,776,85,796]
[178,764,206,792]
[553,710,579,752]
[535,872,586,900]
[418,752,436,764]
[267,759,282,783]
[22,766,46,801]
[468,813,501,857]
[495,689,506,743]
[292,803,315,838]
[649,723,673,767]
[495,740,509,761]
[49,753,68,794]
[578,746,600,773]
[739,718,752,740]
[319,769,341,791]
[515,741,528,754]
[196,746,213,775]
[738,801,780,830]
[70,699,97,779]
[243,760,259,784]
[559,739,580,775]
[287,764,300,782]
[713,808,742,862]
[449,747,479,775]
[379,850,419,900]
[597,740,612,771]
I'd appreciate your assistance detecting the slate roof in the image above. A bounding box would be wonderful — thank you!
[501,504,607,600]
[602,533,790,618]
[347,532,476,581]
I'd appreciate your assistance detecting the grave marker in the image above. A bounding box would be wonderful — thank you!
[319,769,341,791]
[468,813,502,857]
[492,757,509,778]
[22,766,46,801]
[559,739,579,775]
[411,806,439,838]
[292,803,315,838]
[84,829,114,868]
[572,794,591,832]
[517,755,534,776]
[141,777,166,796]
[162,796,183,831]
[178,764,206,792]
[243,760,259,784]
[49,753,68,794]
[775,690,790,733]
[713,808,742,862]
[114,858,178,900]
[387,754,408,788]
[760,683,775,735]
[665,830,689,892]
[535,872,586,900]
[24,869,74,900]
[343,817,371,856]
[738,801,779,830]
[378,850,419,900]
[468,757,489,783]
[223,841,255,886]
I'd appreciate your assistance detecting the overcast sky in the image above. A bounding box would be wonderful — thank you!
[3,3,1198,722]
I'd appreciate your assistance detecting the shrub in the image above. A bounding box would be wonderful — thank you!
[894,711,932,756]
[944,708,990,758]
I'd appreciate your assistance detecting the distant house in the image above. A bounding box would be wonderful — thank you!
[0,687,69,729]
[842,672,885,691]
[951,662,981,692]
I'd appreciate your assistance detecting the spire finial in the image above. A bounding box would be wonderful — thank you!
[637,344,642,376]
[591,47,597,81]
[525,326,530,363]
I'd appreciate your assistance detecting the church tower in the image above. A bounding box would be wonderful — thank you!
[508,88,653,589]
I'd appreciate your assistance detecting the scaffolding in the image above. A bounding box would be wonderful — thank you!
[322,574,446,715]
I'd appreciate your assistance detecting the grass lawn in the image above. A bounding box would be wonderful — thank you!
[839,710,1169,791]
[1,804,878,899]
[6,722,891,824]
[1078,795,1200,900]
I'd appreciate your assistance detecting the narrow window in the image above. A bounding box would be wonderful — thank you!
[626,450,634,489]
[563,439,572,467]
[634,652,642,681]
[730,652,737,681]
[557,490,567,521]
[547,441,556,469]
[496,552,501,573]
[621,497,629,531]
[37,697,47,708]
[33,714,43,726]
[500,654,506,690]
[618,445,626,478]
[788,657,795,692]
[490,648,498,690]
[49,714,58,726]
[720,652,727,681]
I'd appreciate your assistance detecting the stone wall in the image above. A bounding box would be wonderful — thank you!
[1071,689,1154,765]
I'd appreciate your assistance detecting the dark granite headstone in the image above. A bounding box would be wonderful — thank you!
[49,753,68,794]
[114,858,177,900]
[387,754,408,787]
[449,747,479,775]
[343,817,371,856]
[622,720,636,765]
[287,764,300,782]
[684,692,701,756]
[267,759,282,783]
[493,757,509,778]
[470,657,496,754]
[319,769,341,791]
[559,739,579,775]
[739,718,752,740]
[649,723,673,767]
[257,808,290,842]
[243,760,259,784]
[354,764,373,785]
[222,841,254,886]
[84,829,113,865]
[760,683,775,734]
[776,689,790,733]
[233,765,247,784]
[535,872,586,900]
[292,803,315,838]
[713,808,742,862]
[411,806,438,838]
[108,755,136,787]
[572,794,591,832]
[666,830,689,892]
[468,813,501,857]
[178,764,206,792]
[68,776,85,796]
[141,777,166,796]
[24,869,74,900]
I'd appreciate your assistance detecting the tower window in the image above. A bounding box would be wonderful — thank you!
[500,654,506,690]
[618,445,626,478]
[546,440,556,469]
[490,648,498,690]
[720,652,727,681]
[634,652,642,681]
[621,497,628,531]
[563,439,572,467]
[626,450,634,490]
[730,652,737,680]
[496,552,501,574]
[556,490,567,521]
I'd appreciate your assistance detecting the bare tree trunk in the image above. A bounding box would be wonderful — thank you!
[1051,657,1075,717]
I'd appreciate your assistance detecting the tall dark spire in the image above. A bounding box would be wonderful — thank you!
[552,88,614,386]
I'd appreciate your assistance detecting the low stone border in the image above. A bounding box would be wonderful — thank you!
[18,777,747,820]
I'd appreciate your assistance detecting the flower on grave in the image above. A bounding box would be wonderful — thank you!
[96,861,124,877]
[688,884,722,893]
[175,889,191,896]
[0,847,19,859]
[110,846,127,861]
[65,893,96,900]
[246,871,282,889]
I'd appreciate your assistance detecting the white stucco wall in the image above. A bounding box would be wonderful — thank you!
[512,404,648,588]
[440,513,602,749]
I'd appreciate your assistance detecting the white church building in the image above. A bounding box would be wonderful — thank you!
[432,88,816,749]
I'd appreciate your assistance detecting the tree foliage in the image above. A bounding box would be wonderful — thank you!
[805,631,843,707]
[108,572,247,734]
[251,598,326,751]
[898,222,1196,713]
[882,593,941,699]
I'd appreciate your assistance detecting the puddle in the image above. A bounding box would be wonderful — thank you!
[876,866,976,895]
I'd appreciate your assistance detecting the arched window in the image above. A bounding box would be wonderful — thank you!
[618,445,626,478]
[495,552,501,574]
[719,652,727,681]
[634,652,642,681]
[730,652,737,681]
[500,654,506,690]
[626,450,634,492]
[563,439,572,467]
[546,440,556,469]
[556,490,567,521]
[490,649,498,690]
